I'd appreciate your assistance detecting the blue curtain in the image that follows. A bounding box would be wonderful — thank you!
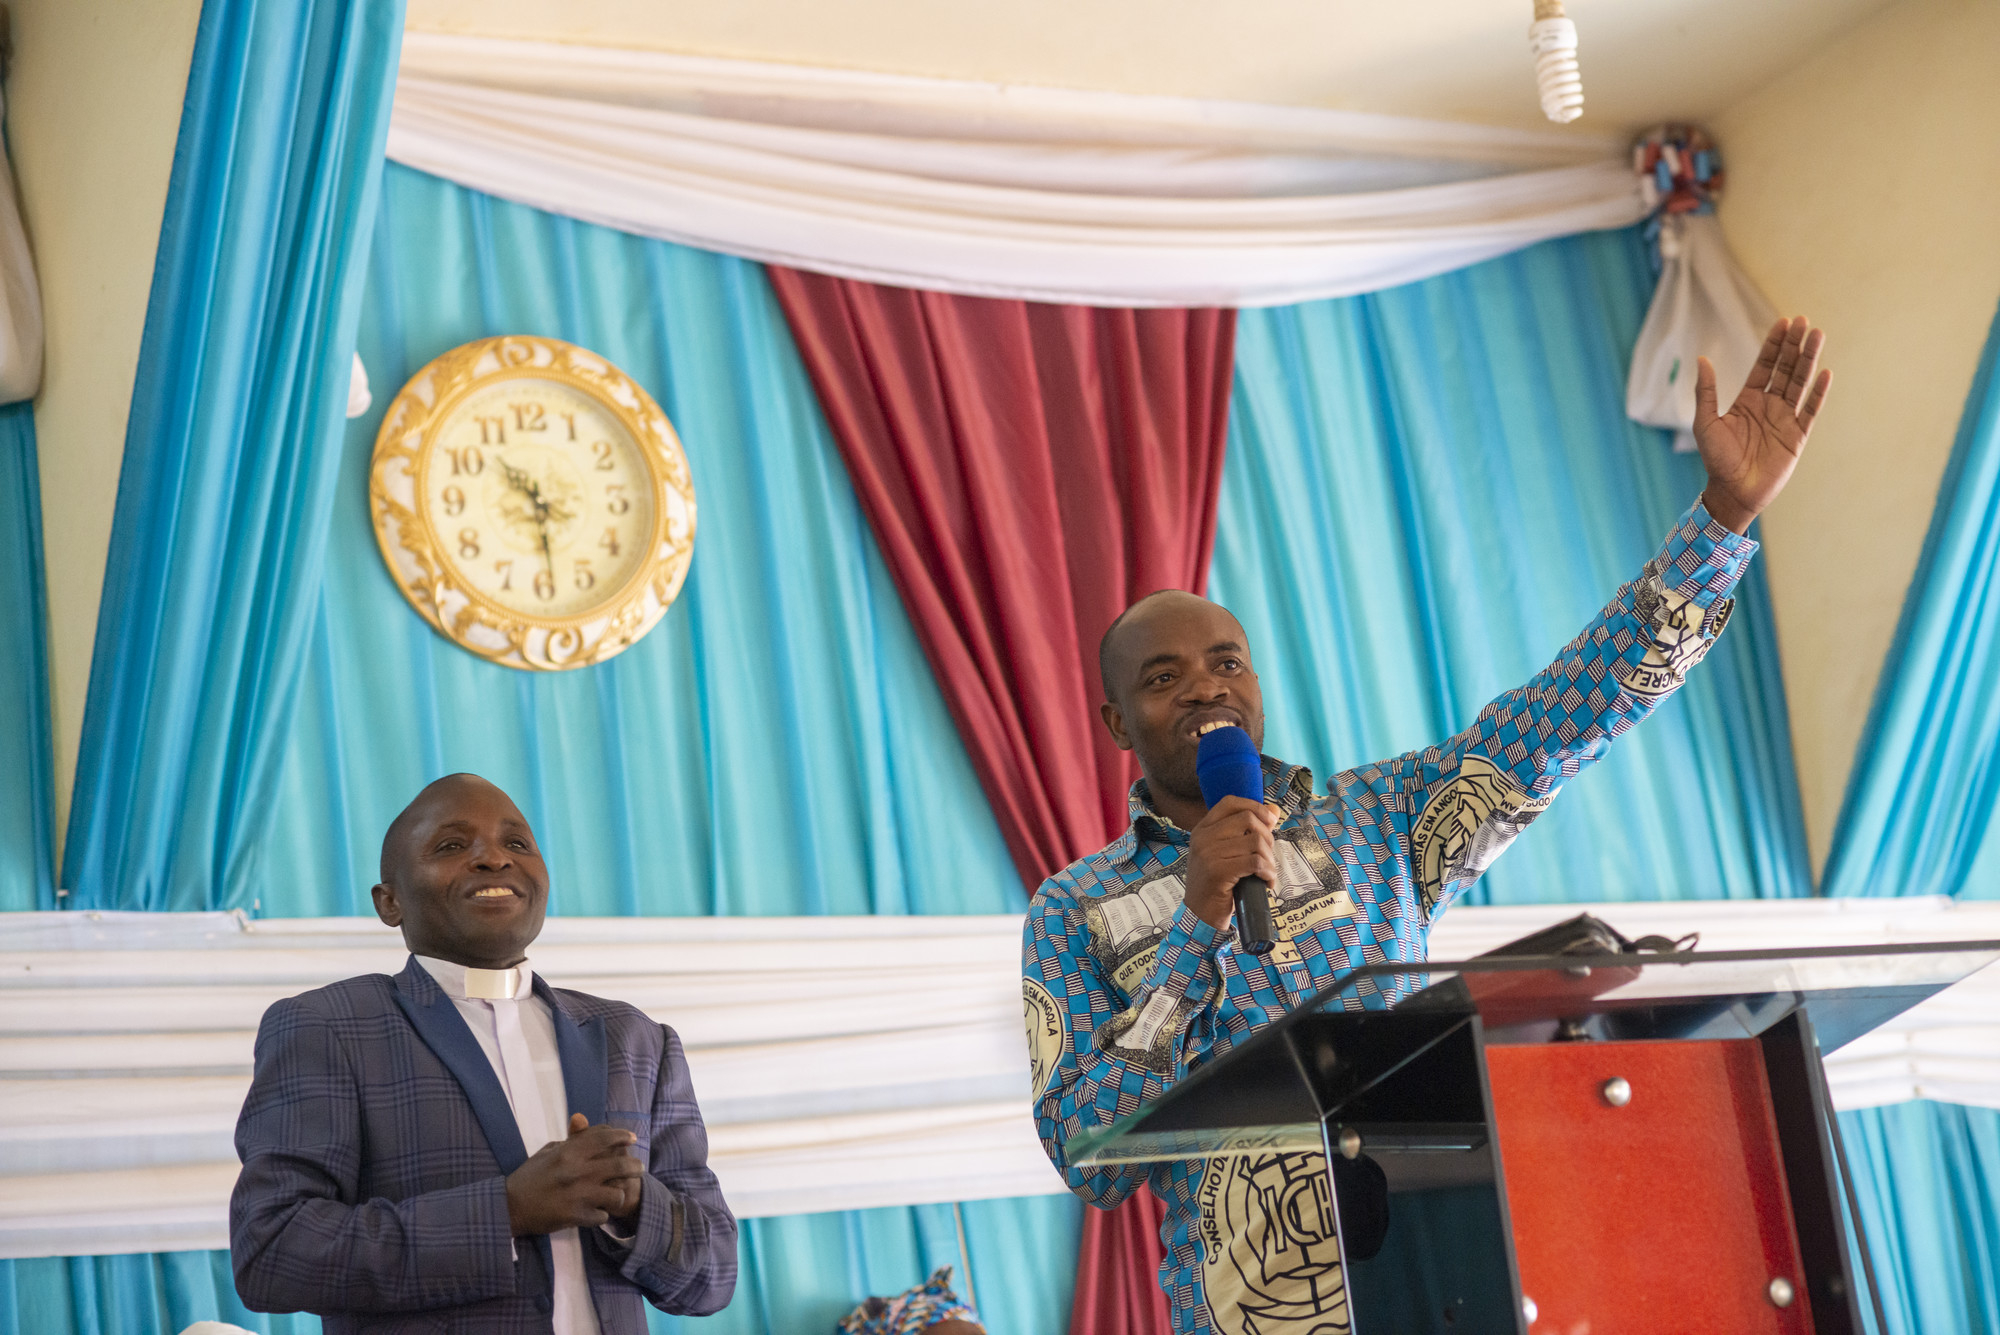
[1210,226,1812,903]
[0,403,53,909]
[251,163,1080,1332]
[257,164,1023,920]
[1839,1102,2000,1335]
[0,1252,316,1335]
[1821,301,2000,900]
[1812,301,2000,1333]
[60,0,403,912]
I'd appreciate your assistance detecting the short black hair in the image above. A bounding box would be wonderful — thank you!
[1098,590,1183,700]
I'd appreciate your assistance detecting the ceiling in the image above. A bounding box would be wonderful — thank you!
[404,0,1898,135]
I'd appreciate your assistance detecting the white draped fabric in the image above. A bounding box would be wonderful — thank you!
[4,899,1995,1260]
[386,34,1648,307]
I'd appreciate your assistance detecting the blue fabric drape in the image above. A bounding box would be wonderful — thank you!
[0,403,53,909]
[1822,301,2000,900]
[1211,226,1812,903]
[0,1252,316,1335]
[1840,1101,2000,1335]
[272,163,1073,1332]
[260,163,1023,919]
[61,0,403,911]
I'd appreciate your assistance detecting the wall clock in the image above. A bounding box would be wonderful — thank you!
[368,335,696,670]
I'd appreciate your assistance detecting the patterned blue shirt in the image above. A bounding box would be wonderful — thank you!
[1022,500,1756,1335]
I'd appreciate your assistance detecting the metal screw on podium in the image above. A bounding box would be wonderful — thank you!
[1338,1127,1362,1159]
[1601,1077,1632,1107]
[1768,1278,1796,1308]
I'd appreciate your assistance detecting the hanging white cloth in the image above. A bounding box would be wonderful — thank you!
[385,34,1648,308]
[0,88,44,404]
[2,900,1995,1260]
[1627,213,1778,451]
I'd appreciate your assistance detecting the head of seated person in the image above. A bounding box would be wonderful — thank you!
[837,1267,983,1335]
[371,772,549,967]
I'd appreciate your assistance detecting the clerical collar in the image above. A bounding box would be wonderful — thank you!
[415,954,534,1001]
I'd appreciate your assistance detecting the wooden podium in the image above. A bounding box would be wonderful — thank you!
[1068,939,2000,1334]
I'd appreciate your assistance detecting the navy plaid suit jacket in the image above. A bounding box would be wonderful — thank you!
[230,957,736,1333]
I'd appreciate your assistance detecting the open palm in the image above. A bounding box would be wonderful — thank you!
[1695,316,1832,534]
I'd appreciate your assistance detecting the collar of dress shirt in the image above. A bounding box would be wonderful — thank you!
[415,954,535,1001]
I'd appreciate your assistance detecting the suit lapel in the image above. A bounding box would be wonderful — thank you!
[538,974,608,1127]
[392,957,530,1174]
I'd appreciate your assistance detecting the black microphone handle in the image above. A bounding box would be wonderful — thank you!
[1232,875,1275,955]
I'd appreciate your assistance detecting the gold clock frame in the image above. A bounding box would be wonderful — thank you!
[368,335,696,671]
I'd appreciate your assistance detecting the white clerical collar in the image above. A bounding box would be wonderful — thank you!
[415,954,535,1001]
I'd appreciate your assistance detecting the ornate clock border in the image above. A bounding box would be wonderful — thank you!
[368,335,697,671]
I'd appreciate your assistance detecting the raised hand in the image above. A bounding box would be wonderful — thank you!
[505,1113,644,1236]
[1694,315,1833,535]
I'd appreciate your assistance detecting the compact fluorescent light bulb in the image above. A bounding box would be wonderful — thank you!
[1529,0,1584,123]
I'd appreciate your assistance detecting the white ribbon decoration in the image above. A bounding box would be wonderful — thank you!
[385,34,1647,308]
[3,899,1995,1260]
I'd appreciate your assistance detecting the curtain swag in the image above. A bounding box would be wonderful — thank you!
[386,33,1646,308]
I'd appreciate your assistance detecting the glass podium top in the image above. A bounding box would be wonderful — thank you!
[1069,939,2000,1168]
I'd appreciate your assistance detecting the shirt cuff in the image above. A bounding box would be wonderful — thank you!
[1140,904,1227,1001]
[1663,498,1759,608]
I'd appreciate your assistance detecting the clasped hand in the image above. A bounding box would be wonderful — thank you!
[1181,795,1279,930]
[506,1112,644,1236]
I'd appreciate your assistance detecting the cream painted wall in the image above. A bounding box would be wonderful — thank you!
[1714,0,2000,876]
[406,0,1891,136]
[9,0,205,869]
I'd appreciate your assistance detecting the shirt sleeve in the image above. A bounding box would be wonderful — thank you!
[229,997,518,1315]
[595,1023,737,1316]
[1023,880,1226,1207]
[1347,498,1758,923]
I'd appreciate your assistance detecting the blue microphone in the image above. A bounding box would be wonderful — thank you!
[1195,725,1276,955]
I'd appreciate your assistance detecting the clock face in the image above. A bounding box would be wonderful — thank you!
[369,337,696,671]
[420,379,658,620]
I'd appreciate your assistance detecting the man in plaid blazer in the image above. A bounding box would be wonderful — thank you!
[230,774,737,1333]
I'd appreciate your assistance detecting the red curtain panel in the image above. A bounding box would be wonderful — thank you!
[769,271,1233,1334]
[1069,1188,1172,1335]
[768,270,1234,886]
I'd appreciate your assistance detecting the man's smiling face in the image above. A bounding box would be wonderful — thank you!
[371,774,549,969]
[1099,591,1265,811]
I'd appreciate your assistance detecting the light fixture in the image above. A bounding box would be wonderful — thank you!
[1529,0,1584,123]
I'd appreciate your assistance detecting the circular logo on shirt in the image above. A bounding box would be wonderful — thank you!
[1197,1150,1350,1334]
[1023,978,1065,1102]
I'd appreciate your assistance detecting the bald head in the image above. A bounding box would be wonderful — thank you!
[1096,590,1264,820]
[379,773,514,886]
[371,773,550,969]
[1099,590,1243,703]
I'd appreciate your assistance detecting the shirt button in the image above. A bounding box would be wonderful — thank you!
[534,1295,552,1314]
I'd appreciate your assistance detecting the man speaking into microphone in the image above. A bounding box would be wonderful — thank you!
[1022,319,1832,1334]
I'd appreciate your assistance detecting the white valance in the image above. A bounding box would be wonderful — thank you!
[386,35,1648,308]
[4,898,1994,1260]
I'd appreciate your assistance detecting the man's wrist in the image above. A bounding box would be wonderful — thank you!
[1699,483,1756,536]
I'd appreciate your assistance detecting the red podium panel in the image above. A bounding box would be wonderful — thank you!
[1488,1039,1814,1335]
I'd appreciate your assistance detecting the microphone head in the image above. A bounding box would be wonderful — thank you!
[1195,724,1264,807]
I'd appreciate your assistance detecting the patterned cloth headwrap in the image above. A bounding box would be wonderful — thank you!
[836,1266,980,1335]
